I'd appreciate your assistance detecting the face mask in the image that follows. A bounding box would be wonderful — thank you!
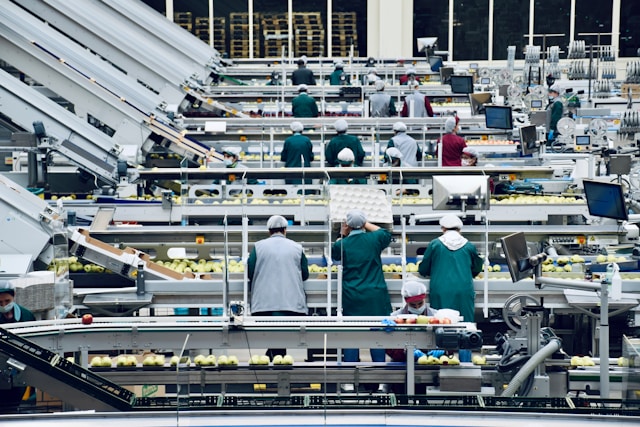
[407,304,426,315]
[461,158,473,166]
[0,302,14,314]
[223,158,233,166]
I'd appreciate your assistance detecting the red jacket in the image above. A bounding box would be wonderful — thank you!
[438,133,466,166]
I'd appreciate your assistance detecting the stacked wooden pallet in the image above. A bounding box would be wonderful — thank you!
[194,16,226,55]
[173,11,193,32]
[332,12,358,57]
[262,13,289,58]
[229,13,260,58]
[293,12,324,57]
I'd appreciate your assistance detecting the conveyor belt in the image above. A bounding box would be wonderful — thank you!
[0,327,134,411]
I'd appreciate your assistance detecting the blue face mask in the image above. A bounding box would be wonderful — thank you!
[407,304,426,315]
[0,301,14,314]
[223,158,233,166]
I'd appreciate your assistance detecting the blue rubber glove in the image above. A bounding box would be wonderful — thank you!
[413,349,426,360]
[427,349,445,358]
[381,318,397,332]
[548,130,554,140]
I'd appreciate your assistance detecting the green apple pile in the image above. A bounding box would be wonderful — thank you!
[249,355,271,365]
[492,195,584,204]
[90,356,113,367]
[216,355,239,366]
[272,355,294,365]
[153,258,245,274]
[116,355,138,367]
[142,355,166,366]
[169,356,192,366]
[193,354,218,366]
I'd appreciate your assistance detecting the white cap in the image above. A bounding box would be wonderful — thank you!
[334,118,349,132]
[334,61,344,69]
[346,209,367,228]
[462,146,479,158]
[267,215,288,230]
[392,121,407,132]
[222,146,241,157]
[444,117,457,133]
[375,80,386,91]
[401,280,427,300]
[290,121,304,132]
[549,84,560,93]
[0,280,14,296]
[439,214,463,230]
[410,81,421,89]
[406,68,417,75]
[368,67,378,74]
[298,84,308,92]
[337,147,355,162]
[386,147,403,159]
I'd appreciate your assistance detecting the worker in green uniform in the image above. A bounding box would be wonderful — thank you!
[418,214,483,322]
[329,62,348,85]
[328,148,367,185]
[547,84,564,142]
[331,209,392,366]
[280,121,314,185]
[324,119,365,167]
[0,281,36,410]
[291,84,319,118]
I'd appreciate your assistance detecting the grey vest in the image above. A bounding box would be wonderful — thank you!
[391,133,419,167]
[370,93,392,117]
[250,234,307,314]
[405,91,427,117]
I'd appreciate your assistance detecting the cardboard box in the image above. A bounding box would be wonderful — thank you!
[124,384,166,398]
[621,84,640,99]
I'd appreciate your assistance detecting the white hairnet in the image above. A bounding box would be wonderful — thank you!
[334,61,344,69]
[374,80,386,91]
[298,84,308,92]
[346,209,367,229]
[406,68,417,75]
[392,121,407,132]
[290,121,304,132]
[401,280,426,299]
[462,146,479,158]
[549,84,561,93]
[439,214,463,230]
[386,147,403,159]
[222,146,241,157]
[267,215,288,230]
[337,147,355,162]
[444,117,457,133]
[334,118,349,132]
[0,280,14,296]
[410,81,421,89]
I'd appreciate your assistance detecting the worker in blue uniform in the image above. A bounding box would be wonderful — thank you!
[418,214,483,322]
[331,210,392,367]
[281,121,314,185]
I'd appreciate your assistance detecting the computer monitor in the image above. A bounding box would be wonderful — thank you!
[485,105,513,130]
[450,75,474,94]
[530,99,543,109]
[469,92,493,116]
[582,179,628,221]
[440,67,454,85]
[519,125,538,156]
[500,232,535,283]
[428,56,443,72]
[480,77,491,85]
[431,175,490,211]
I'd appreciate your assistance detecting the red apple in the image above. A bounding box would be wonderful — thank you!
[82,314,93,325]
[395,317,406,324]
[429,317,440,324]
[441,318,452,324]
[406,317,417,324]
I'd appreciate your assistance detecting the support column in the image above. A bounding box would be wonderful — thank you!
[612,0,621,58]
[366,0,414,58]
